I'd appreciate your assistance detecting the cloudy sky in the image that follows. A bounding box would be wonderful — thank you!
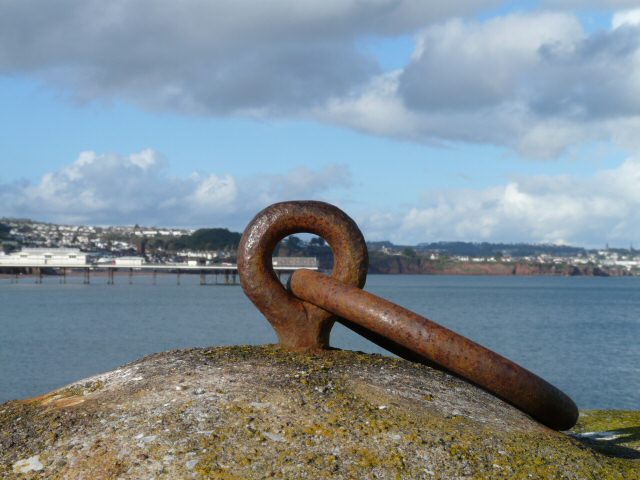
[1,0,640,246]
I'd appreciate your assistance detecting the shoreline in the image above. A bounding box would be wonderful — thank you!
[0,267,637,280]
[367,258,636,277]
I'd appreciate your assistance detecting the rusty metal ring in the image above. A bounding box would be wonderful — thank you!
[238,201,368,349]
[239,200,578,430]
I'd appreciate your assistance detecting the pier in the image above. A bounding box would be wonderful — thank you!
[0,258,318,286]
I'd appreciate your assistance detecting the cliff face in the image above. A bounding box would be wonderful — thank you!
[368,254,630,276]
[1,345,638,479]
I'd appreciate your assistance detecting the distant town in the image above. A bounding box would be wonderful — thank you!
[0,218,235,266]
[1,217,639,276]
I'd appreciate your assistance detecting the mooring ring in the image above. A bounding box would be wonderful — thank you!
[238,200,578,430]
[237,201,368,349]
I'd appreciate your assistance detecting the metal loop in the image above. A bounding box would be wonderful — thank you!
[238,200,578,430]
[237,201,368,349]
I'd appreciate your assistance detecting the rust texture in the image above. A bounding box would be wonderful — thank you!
[289,269,578,431]
[238,200,578,430]
[237,201,368,350]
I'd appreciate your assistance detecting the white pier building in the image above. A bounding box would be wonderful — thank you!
[114,256,146,267]
[0,248,319,286]
[0,248,87,266]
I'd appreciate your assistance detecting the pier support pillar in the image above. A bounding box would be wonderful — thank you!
[200,271,206,286]
[129,268,133,285]
[153,270,157,285]
[83,268,90,285]
[107,268,114,285]
[177,271,181,286]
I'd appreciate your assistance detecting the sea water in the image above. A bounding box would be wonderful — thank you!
[1,274,638,408]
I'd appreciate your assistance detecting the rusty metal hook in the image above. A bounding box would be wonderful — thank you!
[238,200,368,350]
[238,201,578,431]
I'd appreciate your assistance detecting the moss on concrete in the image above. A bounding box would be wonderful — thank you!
[569,410,640,460]
[1,345,638,479]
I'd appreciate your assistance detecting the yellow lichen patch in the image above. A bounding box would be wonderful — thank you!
[20,381,103,409]
[19,392,56,406]
[193,466,244,480]
[51,396,85,408]
[576,410,640,436]
[54,440,127,480]
[21,391,85,410]
[570,409,640,458]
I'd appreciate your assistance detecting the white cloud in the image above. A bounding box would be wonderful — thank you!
[356,157,640,246]
[401,13,583,111]
[188,173,238,211]
[612,8,640,28]
[0,150,351,228]
[543,1,640,9]
[2,149,639,246]
[0,3,639,159]
[0,0,498,116]
[321,11,640,158]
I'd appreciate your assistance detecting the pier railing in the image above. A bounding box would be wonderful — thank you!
[0,258,318,285]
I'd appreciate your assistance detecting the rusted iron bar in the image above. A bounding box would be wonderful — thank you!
[289,269,578,430]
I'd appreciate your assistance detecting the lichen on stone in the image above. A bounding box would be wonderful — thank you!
[1,345,638,479]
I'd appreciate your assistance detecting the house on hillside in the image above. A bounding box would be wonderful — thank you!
[0,247,87,266]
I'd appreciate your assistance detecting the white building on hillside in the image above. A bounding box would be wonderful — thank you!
[114,256,146,267]
[0,248,87,266]
[272,257,318,269]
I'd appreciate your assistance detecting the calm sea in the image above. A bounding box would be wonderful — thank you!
[1,273,638,409]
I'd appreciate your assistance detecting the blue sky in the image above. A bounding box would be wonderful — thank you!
[1,1,640,246]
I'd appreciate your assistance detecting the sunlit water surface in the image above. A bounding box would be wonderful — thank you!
[1,274,638,408]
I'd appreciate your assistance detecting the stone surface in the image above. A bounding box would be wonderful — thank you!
[12,455,43,474]
[0,345,638,479]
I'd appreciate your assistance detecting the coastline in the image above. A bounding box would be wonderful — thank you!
[367,257,635,276]
[0,263,636,280]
